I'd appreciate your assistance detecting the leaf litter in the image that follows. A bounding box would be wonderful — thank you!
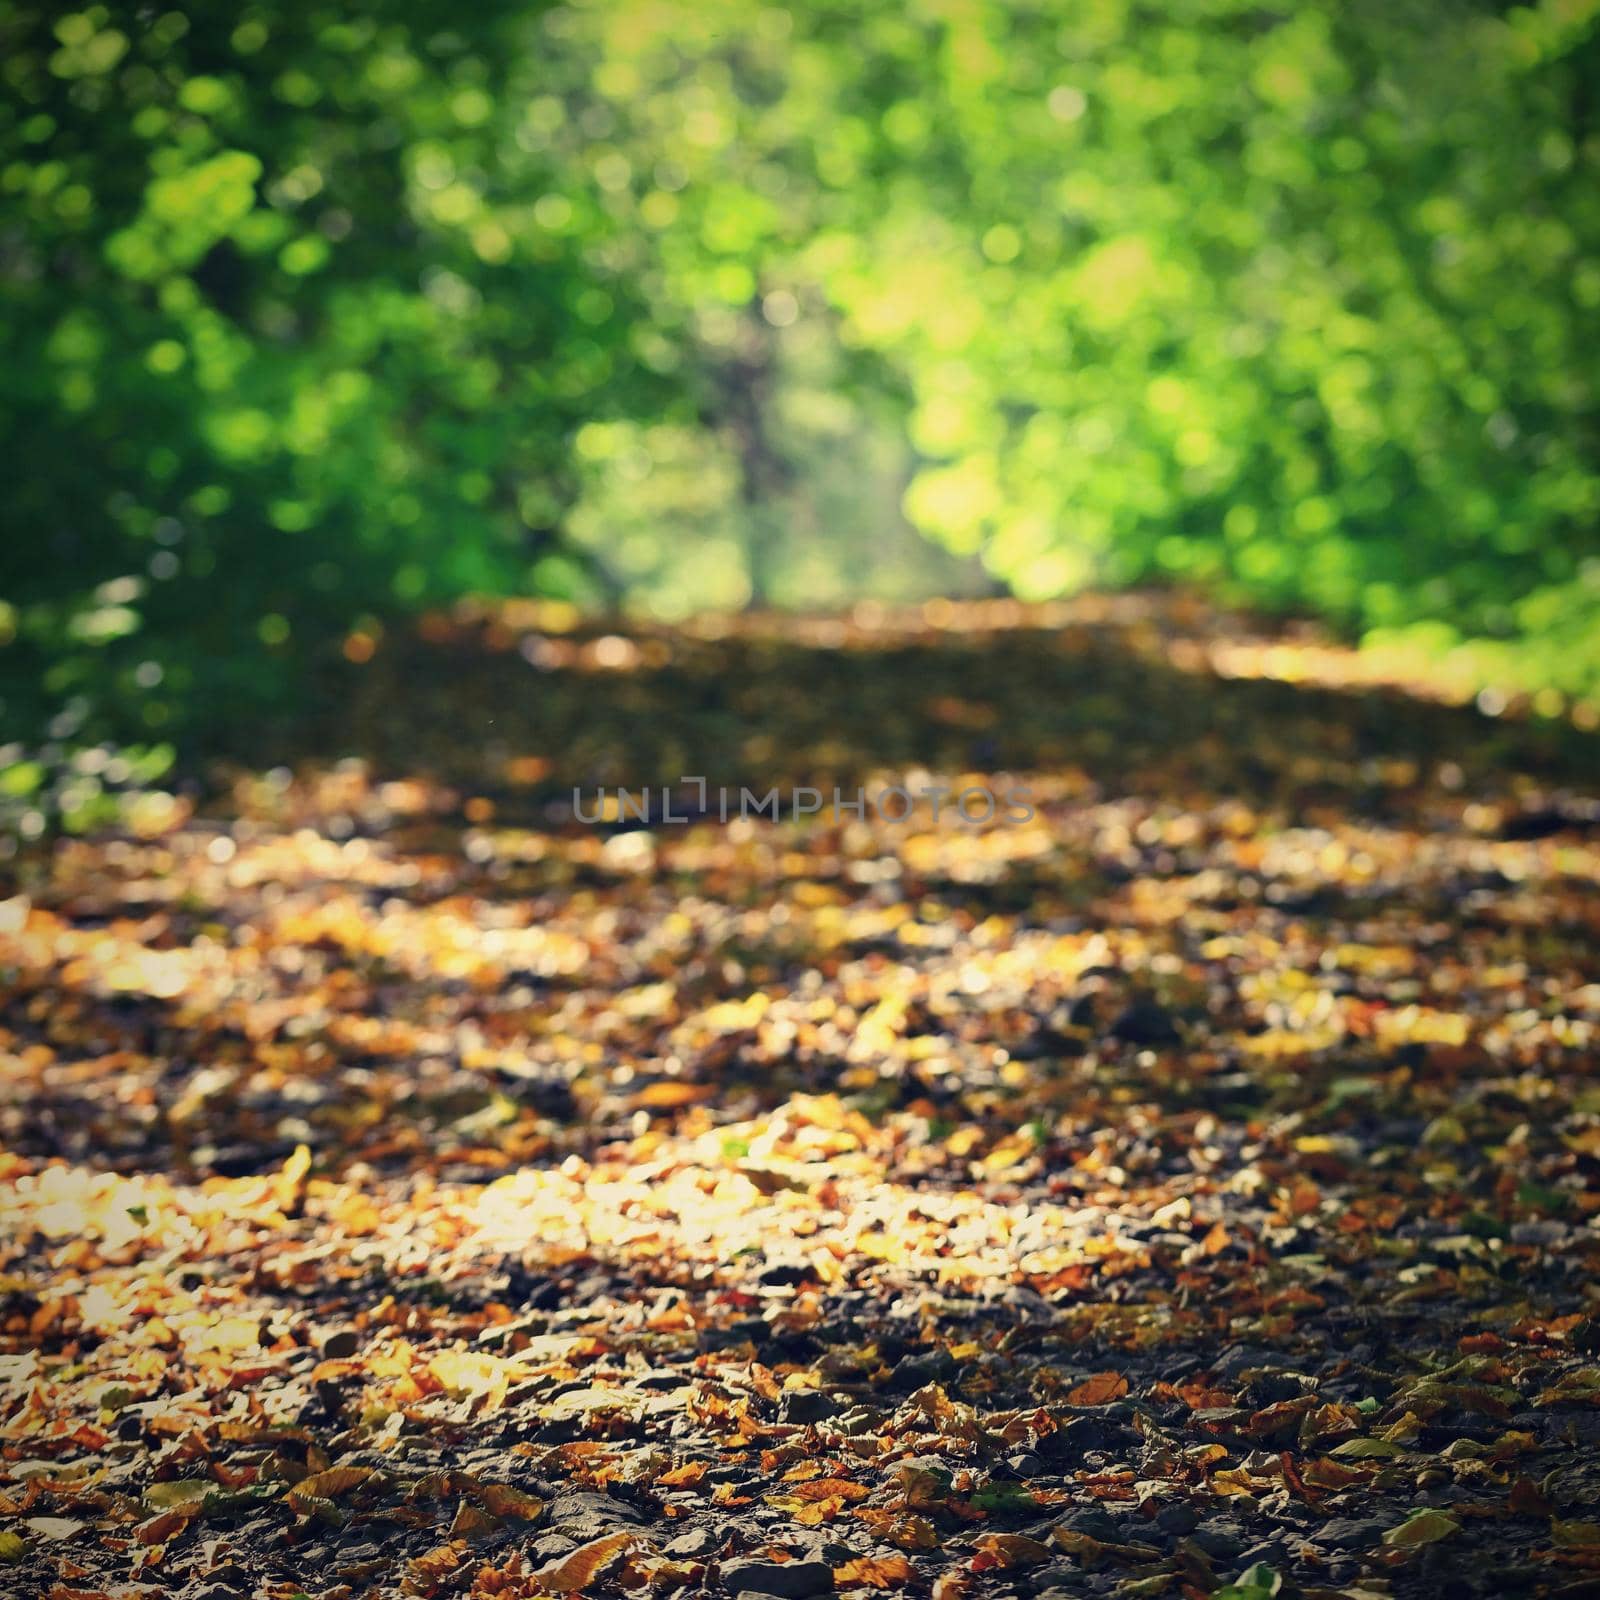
[3,598,1600,1600]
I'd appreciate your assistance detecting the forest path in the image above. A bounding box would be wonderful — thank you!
[3,599,1599,1600]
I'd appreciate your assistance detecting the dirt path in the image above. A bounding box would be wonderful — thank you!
[3,601,1599,1600]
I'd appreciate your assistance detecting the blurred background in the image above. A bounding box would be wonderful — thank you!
[3,0,1598,767]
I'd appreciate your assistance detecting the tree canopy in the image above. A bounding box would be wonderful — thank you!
[3,0,1598,743]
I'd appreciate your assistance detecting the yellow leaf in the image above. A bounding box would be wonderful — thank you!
[476,1483,544,1520]
[857,1509,939,1550]
[428,1349,510,1412]
[274,1143,312,1215]
[1381,1509,1459,1551]
[1209,1468,1256,1497]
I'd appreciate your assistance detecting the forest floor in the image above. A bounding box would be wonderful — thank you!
[3,597,1600,1600]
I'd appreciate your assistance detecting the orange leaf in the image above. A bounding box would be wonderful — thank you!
[406,1540,467,1595]
[1301,1457,1371,1491]
[628,1083,712,1110]
[972,1534,1051,1571]
[1066,1372,1128,1406]
[134,1507,196,1546]
[794,1478,869,1503]
[535,1532,637,1593]
[835,1555,913,1589]
[1177,1381,1234,1410]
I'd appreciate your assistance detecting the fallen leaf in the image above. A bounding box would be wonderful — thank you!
[1214,1563,1282,1599]
[1067,1372,1129,1406]
[1381,1508,1460,1552]
[536,1532,637,1593]
[429,1349,512,1412]
[288,1467,377,1510]
[134,1507,196,1546]
[836,1554,913,1588]
[274,1142,312,1216]
[971,1534,1051,1571]
[857,1509,938,1550]
[143,1482,210,1511]
[23,1519,83,1541]
[476,1483,544,1520]
[405,1540,466,1596]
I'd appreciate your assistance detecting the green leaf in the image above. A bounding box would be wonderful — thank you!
[1214,1564,1281,1599]
[1381,1508,1460,1551]
[144,1480,211,1510]
[971,1481,1038,1513]
[201,1484,283,1518]
[1330,1437,1407,1460]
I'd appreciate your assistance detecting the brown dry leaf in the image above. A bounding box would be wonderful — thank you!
[535,1531,637,1593]
[405,1541,467,1596]
[835,1554,913,1589]
[1177,1381,1234,1410]
[1066,1372,1129,1406]
[656,1462,708,1488]
[1509,1475,1553,1517]
[1300,1456,1370,1492]
[133,1507,196,1546]
[972,1534,1051,1571]
[1051,1529,1109,1564]
[287,1467,377,1509]
[449,1500,502,1539]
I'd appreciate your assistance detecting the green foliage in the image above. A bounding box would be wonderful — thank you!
[0,0,673,739]
[4,0,1599,742]
[562,0,1600,692]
